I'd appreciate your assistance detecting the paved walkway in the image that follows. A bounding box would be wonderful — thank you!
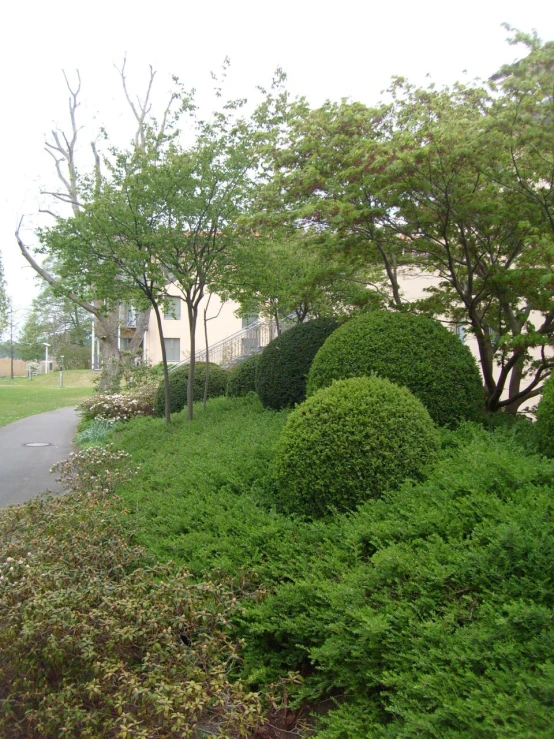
[0,406,80,508]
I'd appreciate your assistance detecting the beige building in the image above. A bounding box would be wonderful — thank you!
[119,287,278,369]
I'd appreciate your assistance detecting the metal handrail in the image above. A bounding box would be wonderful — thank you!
[169,316,295,371]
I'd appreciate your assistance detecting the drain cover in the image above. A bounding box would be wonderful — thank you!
[24,442,51,447]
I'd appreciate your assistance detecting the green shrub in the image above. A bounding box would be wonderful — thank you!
[273,376,440,517]
[307,310,484,427]
[74,418,115,446]
[227,354,260,397]
[154,362,228,416]
[536,372,554,457]
[243,427,554,736]
[256,318,339,410]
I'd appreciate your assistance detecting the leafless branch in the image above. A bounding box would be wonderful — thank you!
[15,218,98,316]
[116,55,155,150]
[44,70,83,215]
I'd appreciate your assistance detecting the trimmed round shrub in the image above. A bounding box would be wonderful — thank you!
[256,318,339,410]
[536,373,554,457]
[273,376,440,517]
[227,354,260,398]
[307,311,484,427]
[154,362,228,416]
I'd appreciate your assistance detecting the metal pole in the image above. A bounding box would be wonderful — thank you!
[59,356,64,388]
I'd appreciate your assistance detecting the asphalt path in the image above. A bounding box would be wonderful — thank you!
[0,406,80,508]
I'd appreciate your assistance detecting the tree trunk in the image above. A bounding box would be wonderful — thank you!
[504,357,526,414]
[186,302,198,421]
[95,312,123,392]
[151,302,171,425]
[203,300,210,412]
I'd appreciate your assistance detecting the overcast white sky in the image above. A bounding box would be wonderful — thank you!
[1,0,553,315]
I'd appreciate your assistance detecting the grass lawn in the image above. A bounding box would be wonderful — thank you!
[0,369,96,427]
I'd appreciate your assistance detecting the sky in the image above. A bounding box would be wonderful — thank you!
[1,0,553,318]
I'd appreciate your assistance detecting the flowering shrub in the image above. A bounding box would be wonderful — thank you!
[0,447,266,737]
[51,445,138,495]
[79,383,157,423]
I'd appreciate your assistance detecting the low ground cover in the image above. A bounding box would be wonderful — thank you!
[2,393,553,736]
[108,397,554,736]
[0,370,96,427]
[0,445,266,737]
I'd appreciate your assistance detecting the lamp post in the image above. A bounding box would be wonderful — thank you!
[59,355,64,388]
[42,343,51,375]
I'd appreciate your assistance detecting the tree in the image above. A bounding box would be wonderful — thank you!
[39,142,175,423]
[227,232,383,328]
[0,299,20,379]
[253,38,554,414]
[153,106,256,421]
[0,253,7,336]
[15,64,178,391]
[18,277,91,367]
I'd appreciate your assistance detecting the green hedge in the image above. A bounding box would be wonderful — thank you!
[226,354,260,398]
[536,372,554,457]
[256,318,339,410]
[244,426,554,736]
[154,362,228,416]
[307,311,484,427]
[273,376,440,517]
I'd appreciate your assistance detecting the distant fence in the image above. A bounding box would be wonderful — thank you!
[0,359,28,377]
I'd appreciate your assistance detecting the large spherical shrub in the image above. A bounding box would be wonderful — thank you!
[256,318,339,410]
[227,354,260,398]
[154,362,228,416]
[536,373,554,457]
[273,376,440,517]
[307,311,484,427]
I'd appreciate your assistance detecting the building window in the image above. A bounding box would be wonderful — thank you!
[120,337,132,351]
[453,323,466,343]
[164,338,181,362]
[242,313,259,329]
[164,297,181,320]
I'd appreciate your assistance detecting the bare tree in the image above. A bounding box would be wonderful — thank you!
[15,63,178,391]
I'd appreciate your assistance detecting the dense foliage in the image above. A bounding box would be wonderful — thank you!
[226,354,260,397]
[307,311,484,426]
[536,373,554,457]
[273,377,440,517]
[154,362,228,416]
[110,399,554,736]
[253,35,554,413]
[243,427,554,737]
[256,318,339,410]
[5,393,553,736]
[0,446,265,737]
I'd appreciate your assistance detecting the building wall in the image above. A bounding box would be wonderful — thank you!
[143,289,244,366]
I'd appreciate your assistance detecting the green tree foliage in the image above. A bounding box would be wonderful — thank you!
[307,311,484,427]
[273,376,439,517]
[536,373,554,457]
[226,354,260,397]
[154,363,228,417]
[227,233,381,328]
[256,317,339,410]
[18,281,91,367]
[254,35,554,414]
[0,253,7,336]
